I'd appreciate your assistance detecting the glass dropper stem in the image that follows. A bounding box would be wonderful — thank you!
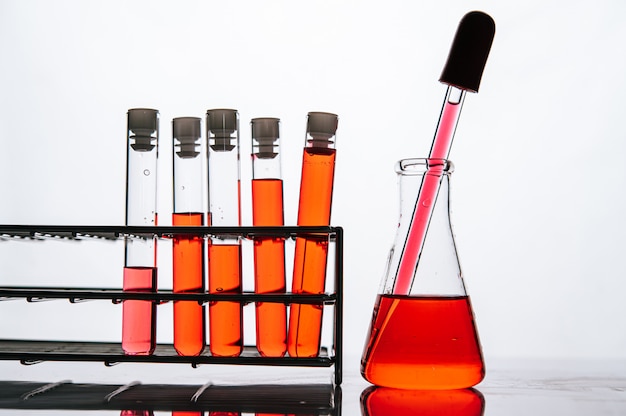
[393,85,466,295]
[429,86,465,159]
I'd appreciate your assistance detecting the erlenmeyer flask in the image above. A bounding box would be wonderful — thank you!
[361,158,484,390]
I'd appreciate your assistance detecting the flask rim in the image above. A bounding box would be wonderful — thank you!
[395,158,454,175]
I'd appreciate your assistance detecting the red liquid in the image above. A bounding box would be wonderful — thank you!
[173,212,206,356]
[121,411,154,416]
[174,412,204,416]
[361,295,484,390]
[122,266,157,355]
[288,147,336,358]
[208,243,243,357]
[361,386,484,416]
[209,413,238,416]
[252,178,286,357]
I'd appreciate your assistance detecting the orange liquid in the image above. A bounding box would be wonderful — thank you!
[252,179,286,357]
[288,147,336,358]
[172,212,206,356]
[288,236,328,357]
[208,243,243,357]
[122,266,157,355]
[361,295,484,389]
[361,386,484,416]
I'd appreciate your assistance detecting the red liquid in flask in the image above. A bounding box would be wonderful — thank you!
[122,266,157,355]
[252,178,287,357]
[361,294,484,390]
[209,243,243,357]
[173,212,206,356]
[288,147,335,358]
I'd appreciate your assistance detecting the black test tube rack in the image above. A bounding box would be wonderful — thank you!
[0,225,343,387]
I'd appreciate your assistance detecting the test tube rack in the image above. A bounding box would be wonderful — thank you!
[0,224,343,385]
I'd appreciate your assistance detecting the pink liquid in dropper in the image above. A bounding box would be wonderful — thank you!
[393,86,465,295]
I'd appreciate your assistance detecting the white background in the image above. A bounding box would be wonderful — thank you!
[1,0,625,368]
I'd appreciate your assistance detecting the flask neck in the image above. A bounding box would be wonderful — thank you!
[381,158,465,296]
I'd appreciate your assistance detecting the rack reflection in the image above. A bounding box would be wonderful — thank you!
[360,385,484,416]
[0,380,340,416]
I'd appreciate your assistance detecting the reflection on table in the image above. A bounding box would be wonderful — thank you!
[360,386,484,415]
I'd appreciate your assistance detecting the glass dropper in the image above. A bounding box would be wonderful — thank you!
[393,11,495,295]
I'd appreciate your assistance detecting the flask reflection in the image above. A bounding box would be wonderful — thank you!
[360,386,485,416]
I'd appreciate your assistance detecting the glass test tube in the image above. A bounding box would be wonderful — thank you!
[172,117,206,356]
[288,112,338,358]
[207,108,243,357]
[122,108,159,356]
[251,118,286,357]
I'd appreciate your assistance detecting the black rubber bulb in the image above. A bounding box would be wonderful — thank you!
[439,11,496,93]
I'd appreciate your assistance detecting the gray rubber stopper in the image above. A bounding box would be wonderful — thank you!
[252,117,280,159]
[128,108,158,152]
[307,112,338,141]
[173,117,201,158]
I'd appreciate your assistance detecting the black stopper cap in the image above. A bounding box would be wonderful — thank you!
[173,117,202,158]
[251,117,280,141]
[439,11,495,93]
[207,109,238,135]
[172,117,201,140]
[307,112,338,141]
[128,108,158,134]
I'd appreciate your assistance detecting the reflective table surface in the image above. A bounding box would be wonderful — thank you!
[1,356,625,415]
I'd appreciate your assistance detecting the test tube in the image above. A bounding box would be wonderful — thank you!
[251,117,286,357]
[206,108,243,357]
[288,112,338,358]
[122,108,159,356]
[172,117,206,356]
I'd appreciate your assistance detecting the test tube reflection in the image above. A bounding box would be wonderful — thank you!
[360,386,485,416]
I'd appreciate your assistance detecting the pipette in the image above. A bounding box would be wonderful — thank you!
[393,11,495,295]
